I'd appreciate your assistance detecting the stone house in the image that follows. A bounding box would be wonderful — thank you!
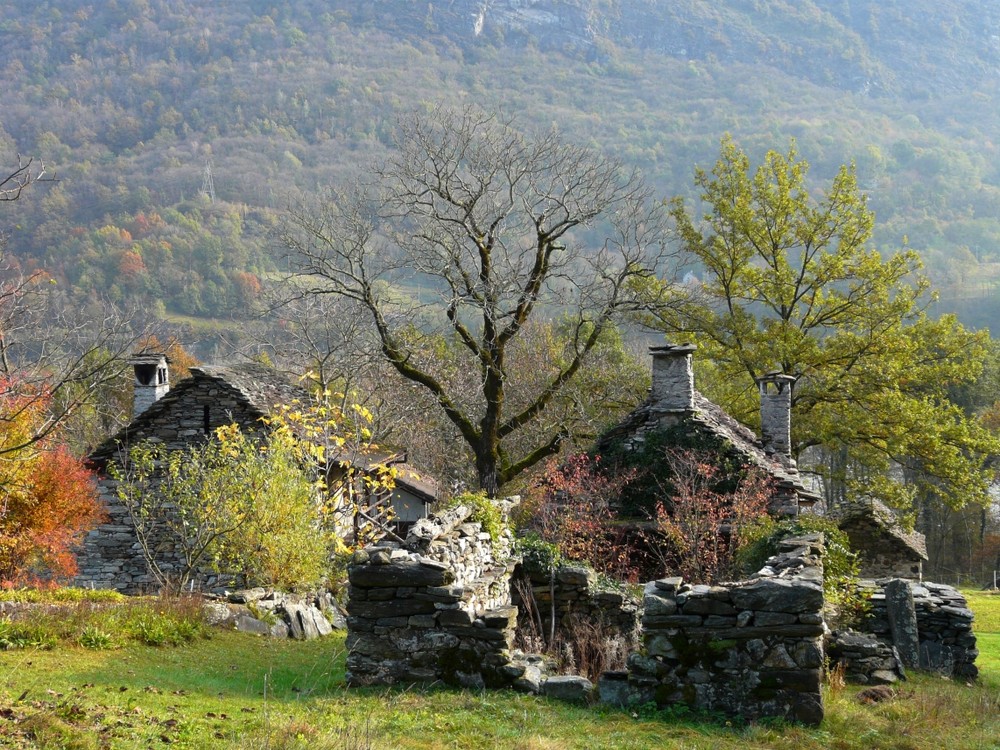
[74,354,436,593]
[598,344,928,578]
[597,343,822,517]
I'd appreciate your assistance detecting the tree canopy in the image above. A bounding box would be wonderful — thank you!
[651,136,998,513]
[282,105,675,495]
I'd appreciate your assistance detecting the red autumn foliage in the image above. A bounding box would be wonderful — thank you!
[648,449,772,584]
[523,453,637,581]
[117,249,148,279]
[0,384,105,587]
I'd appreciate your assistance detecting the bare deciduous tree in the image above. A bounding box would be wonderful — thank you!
[0,157,48,203]
[0,157,140,457]
[281,105,676,495]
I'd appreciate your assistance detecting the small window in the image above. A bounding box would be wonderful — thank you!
[203,405,210,435]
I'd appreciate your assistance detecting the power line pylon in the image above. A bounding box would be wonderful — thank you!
[200,160,216,203]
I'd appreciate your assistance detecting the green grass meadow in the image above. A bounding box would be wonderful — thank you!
[1,592,999,749]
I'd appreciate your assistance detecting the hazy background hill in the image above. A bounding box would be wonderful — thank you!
[3,0,1000,353]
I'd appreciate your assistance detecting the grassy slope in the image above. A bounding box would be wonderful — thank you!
[1,595,999,749]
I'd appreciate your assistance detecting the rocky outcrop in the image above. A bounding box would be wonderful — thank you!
[202,589,343,639]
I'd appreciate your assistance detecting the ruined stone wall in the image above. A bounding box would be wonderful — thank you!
[605,534,826,725]
[858,579,978,679]
[74,380,267,593]
[345,522,839,724]
[513,563,640,648]
[345,504,519,687]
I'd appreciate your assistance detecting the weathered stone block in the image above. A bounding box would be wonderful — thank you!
[348,561,454,588]
[682,597,736,616]
[753,611,798,627]
[653,577,684,593]
[349,599,436,619]
[643,615,703,628]
[542,675,593,703]
[730,578,823,614]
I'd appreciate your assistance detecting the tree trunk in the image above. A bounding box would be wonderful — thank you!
[476,448,500,498]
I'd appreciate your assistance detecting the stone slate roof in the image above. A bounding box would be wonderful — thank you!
[394,465,440,504]
[89,362,440,503]
[192,363,309,414]
[837,499,929,561]
[88,362,308,467]
[597,389,822,511]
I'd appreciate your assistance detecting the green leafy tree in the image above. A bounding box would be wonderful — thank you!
[651,136,998,513]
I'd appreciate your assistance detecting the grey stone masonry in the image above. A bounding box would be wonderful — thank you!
[825,629,905,685]
[649,344,697,412]
[757,373,795,458]
[857,579,978,679]
[606,534,826,725]
[130,353,170,417]
[513,563,640,650]
[346,503,519,687]
[885,578,920,668]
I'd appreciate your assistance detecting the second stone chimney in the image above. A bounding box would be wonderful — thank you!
[757,372,796,457]
[130,352,170,417]
[649,344,697,412]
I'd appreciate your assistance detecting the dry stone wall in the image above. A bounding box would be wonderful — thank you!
[345,504,519,688]
[826,630,905,685]
[513,563,640,650]
[857,579,978,679]
[601,534,826,725]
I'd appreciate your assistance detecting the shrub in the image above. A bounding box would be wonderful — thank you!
[515,533,563,578]
[113,423,333,592]
[78,626,115,650]
[520,453,637,580]
[0,595,209,649]
[443,491,507,550]
[0,587,125,604]
[0,619,58,650]
[645,450,772,583]
[0,384,105,587]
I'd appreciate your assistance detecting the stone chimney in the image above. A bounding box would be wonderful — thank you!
[130,352,169,416]
[757,372,796,457]
[649,344,697,411]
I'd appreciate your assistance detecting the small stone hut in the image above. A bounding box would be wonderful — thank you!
[597,344,821,516]
[837,499,927,579]
[75,355,435,593]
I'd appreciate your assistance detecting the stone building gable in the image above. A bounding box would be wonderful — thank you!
[89,363,307,467]
[837,499,928,579]
[76,362,438,592]
[77,363,309,592]
[597,389,820,516]
[596,345,819,517]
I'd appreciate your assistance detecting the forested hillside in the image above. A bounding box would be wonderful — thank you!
[2,0,1000,343]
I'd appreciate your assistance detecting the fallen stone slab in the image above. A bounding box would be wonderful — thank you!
[542,675,593,704]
